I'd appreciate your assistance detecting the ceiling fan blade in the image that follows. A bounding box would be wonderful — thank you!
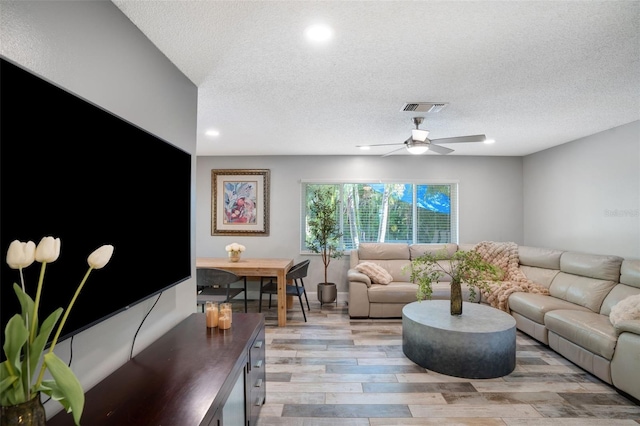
[356,142,404,148]
[382,147,407,157]
[430,134,486,144]
[427,144,454,155]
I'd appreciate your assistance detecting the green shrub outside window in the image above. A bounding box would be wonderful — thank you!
[301,181,458,252]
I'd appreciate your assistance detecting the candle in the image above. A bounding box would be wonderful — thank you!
[205,302,218,328]
[219,314,231,330]
[220,303,232,324]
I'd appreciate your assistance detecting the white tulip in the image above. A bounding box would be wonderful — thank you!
[87,245,114,269]
[35,236,61,263]
[6,240,36,269]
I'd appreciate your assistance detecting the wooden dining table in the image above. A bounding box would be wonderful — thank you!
[196,257,294,326]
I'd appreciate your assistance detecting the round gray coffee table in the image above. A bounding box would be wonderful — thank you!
[402,300,516,379]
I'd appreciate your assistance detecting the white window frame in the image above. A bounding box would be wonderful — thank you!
[300,180,458,253]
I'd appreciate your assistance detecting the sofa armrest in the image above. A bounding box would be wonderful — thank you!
[348,269,371,287]
[348,272,371,318]
[611,325,640,401]
[614,319,640,336]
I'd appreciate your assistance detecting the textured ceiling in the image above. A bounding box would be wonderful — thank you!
[113,0,640,157]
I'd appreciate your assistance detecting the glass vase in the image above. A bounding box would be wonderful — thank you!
[450,280,463,315]
[228,251,241,262]
[0,393,46,426]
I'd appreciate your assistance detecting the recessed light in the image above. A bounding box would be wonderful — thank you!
[206,129,220,137]
[305,24,333,42]
[484,139,495,144]
[359,146,371,151]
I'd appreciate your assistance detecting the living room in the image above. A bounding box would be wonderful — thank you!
[1,1,638,424]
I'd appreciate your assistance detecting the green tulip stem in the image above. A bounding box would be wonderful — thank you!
[29,262,47,344]
[19,267,26,292]
[18,266,32,401]
[34,267,94,390]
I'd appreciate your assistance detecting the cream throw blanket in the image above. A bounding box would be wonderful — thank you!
[473,241,549,312]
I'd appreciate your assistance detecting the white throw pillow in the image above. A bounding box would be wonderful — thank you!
[609,294,640,326]
[355,262,393,285]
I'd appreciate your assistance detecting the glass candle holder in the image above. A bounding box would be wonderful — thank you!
[218,313,231,330]
[220,302,232,325]
[205,301,219,328]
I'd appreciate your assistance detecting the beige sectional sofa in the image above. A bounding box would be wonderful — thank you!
[347,242,640,402]
[348,242,479,318]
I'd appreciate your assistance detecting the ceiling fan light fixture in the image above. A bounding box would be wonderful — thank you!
[411,128,429,142]
[305,24,333,42]
[406,141,429,155]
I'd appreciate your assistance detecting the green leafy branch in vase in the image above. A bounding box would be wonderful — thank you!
[409,248,504,302]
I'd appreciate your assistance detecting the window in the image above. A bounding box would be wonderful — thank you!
[301,181,458,252]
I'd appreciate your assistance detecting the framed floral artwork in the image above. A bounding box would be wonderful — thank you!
[211,169,270,236]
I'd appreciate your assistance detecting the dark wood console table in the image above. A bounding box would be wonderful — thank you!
[48,313,266,426]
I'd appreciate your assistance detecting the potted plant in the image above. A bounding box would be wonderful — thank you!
[409,248,503,315]
[1,236,114,426]
[305,186,343,304]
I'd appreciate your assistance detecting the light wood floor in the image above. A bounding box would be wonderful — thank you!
[228,293,640,425]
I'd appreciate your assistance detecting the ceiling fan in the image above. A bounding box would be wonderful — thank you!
[358,117,487,156]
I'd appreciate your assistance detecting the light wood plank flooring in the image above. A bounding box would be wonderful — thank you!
[227,292,640,425]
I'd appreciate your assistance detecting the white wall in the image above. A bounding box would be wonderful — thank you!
[523,120,640,258]
[1,1,197,419]
[196,155,524,292]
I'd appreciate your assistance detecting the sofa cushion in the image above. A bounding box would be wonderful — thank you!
[518,246,564,270]
[609,294,640,326]
[356,259,410,282]
[408,244,457,283]
[409,243,458,259]
[430,282,481,302]
[544,309,618,360]
[519,265,559,289]
[457,243,476,252]
[367,282,418,303]
[620,259,640,289]
[549,272,617,313]
[508,292,590,324]
[355,262,393,285]
[560,251,623,282]
[600,283,640,316]
[358,243,410,260]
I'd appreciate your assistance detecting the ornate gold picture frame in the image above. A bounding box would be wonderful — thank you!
[211,169,270,236]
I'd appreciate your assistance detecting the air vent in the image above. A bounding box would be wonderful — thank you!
[400,102,448,113]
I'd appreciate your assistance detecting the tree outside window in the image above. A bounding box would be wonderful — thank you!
[301,182,457,252]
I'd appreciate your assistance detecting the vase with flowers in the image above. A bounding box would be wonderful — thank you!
[0,236,114,426]
[225,243,246,262]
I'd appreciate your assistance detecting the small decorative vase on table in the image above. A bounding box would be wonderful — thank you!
[225,243,245,263]
[450,279,463,315]
[0,393,46,426]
